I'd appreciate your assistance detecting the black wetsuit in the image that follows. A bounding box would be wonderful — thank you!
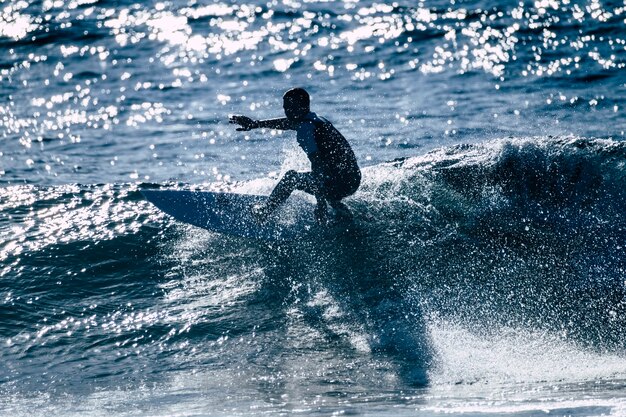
[264,112,361,214]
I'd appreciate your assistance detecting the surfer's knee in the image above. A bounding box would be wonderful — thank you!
[283,170,298,182]
[277,170,298,189]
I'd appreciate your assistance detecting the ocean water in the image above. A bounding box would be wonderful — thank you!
[1,0,626,415]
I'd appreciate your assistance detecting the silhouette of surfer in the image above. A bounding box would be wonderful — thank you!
[229,88,361,224]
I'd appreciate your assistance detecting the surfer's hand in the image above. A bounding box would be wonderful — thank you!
[229,115,258,131]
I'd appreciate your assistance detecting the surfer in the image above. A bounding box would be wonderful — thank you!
[229,88,361,224]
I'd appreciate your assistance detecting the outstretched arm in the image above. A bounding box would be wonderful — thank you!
[256,118,295,130]
[229,115,295,131]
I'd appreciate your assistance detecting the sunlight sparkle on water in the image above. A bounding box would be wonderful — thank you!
[0,3,38,40]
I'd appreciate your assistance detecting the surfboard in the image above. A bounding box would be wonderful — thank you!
[141,189,318,241]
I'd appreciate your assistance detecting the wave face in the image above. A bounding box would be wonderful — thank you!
[356,137,626,345]
[2,136,626,415]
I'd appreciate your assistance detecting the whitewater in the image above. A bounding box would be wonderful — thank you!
[1,0,626,416]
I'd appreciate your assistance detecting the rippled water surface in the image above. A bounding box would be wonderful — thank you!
[2,0,625,185]
[1,0,626,416]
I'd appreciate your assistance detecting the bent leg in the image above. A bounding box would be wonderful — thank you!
[324,175,359,222]
[264,170,323,214]
[260,170,331,224]
[329,199,353,221]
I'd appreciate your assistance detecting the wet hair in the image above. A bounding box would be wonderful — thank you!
[283,88,310,109]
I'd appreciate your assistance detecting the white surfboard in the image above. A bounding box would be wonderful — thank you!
[142,189,318,241]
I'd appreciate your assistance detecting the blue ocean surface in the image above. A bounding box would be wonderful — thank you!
[1,0,626,415]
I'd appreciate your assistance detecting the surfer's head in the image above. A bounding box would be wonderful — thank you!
[283,88,310,121]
